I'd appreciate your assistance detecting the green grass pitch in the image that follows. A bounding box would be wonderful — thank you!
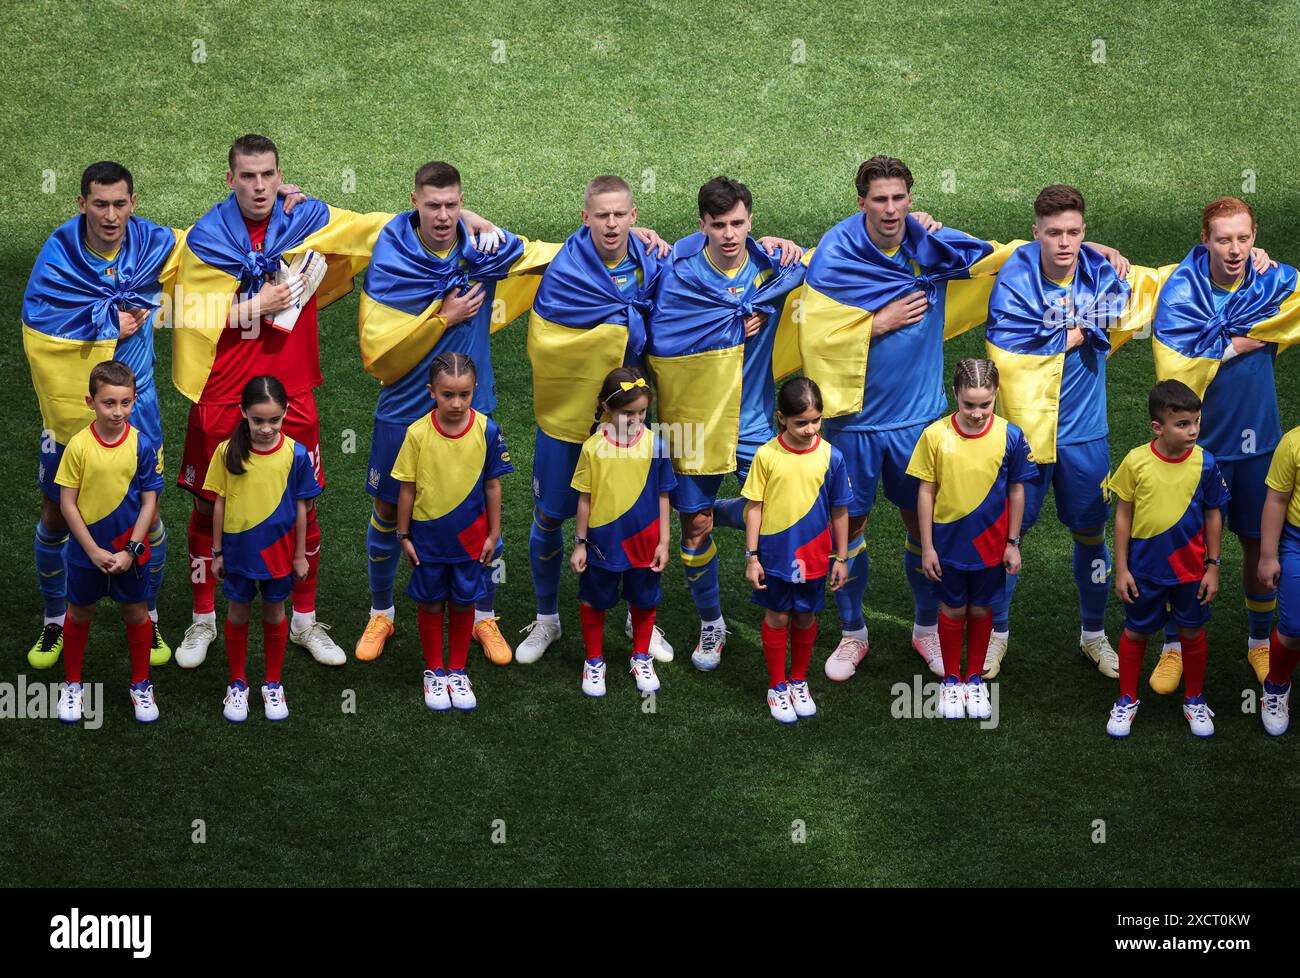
[3,0,1299,887]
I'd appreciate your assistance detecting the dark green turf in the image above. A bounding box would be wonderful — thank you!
[3,0,1299,887]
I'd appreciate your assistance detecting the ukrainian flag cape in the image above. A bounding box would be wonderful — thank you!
[1152,245,1300,398]
[528,226,662,443]
[984,242,1130,464]
[798,214,1016,418]
[358,214,558,385]
[22,214,179,443]
[645,233,805,475]
[173,193,389,401]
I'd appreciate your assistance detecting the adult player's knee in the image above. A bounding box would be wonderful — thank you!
[681,510,714,547]
[40,497,68,534]
[372,497,398,523]
[533,507,562,531]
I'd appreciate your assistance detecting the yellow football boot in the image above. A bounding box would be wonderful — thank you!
[1148,648,1183,694]
[355,614,395,662]
[473,617,513,665]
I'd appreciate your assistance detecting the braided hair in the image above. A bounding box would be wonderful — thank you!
[952,358,999,394]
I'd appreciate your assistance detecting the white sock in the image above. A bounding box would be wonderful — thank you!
[1081,628,1105,643]
[703,616,725,632]
[1248,637,1268,650]
[45,613,67,627]
[912,623,937,639]
[538,613,560,626]
[148,608,159,623]
[844,625,869,642]
[291,610,316,632]
[992,629,1009,640]
[474,608,495,624]
[1162,640,1182,652]
[370,606,395,621]
[194,611,216,626]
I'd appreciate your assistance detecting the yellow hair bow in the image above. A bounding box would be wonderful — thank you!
[619,378,648,392]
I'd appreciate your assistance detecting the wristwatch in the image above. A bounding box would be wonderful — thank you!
[395,531,410,541]
[744,548,760,559]
[1204,557,1221,567]
[1007,536,1021,547]
[575,536,589,546]
[211,549,223,558]
[125,540,146,559]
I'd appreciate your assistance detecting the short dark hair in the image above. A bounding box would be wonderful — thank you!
[228,134,279,171]
[584,174,632,208]
[89,360,136,396]
[415,161,462,191]
[1149,379,1201,422]
[855,156,913,196]
[1034,184,1086,220]
[698,175,752,219]
[80,161,133,198]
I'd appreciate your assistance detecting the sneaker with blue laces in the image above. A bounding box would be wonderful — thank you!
[582,657,607,698]
[57,681,83,724]
[1182,695,1215,738]
[447,670,477,711]
[1262,680,1291,737]
[129,680,159,724]
[423,669,451,712]
[1107,694,1140,738]
[223,680,249,723]
[788,679,817,717]
[261,681,289,722]
[630,652,660,693]
[767,683,797,724]
[939,676,966,719]
[964,676,991,720]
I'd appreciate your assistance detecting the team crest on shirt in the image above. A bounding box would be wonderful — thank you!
[613,275,629,287]
[183,463,196,487]
[368,467,381,489]
[727,285,746,296]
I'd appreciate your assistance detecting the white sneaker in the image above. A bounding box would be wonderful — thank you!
[911,632,944,678]
[767,683,798,724]
[517,619,562,665]
[964,679,992,720]
[446,670,477,711]
[57,681,84,724]
[939,677,966,719]
[582,657,607,697]
[262,682,289,721]
[1081,632,1120,678]
[788,679,817,717]
[129,681,159,724]
[1263,681,1291,737]
[691,623,726,671]
[223,681,249,723]
[1106,695,1139,738]
[423,669,451,712]
[626,612,674,662]
[290,620,347,666]
[981,632,1008,680]
[176,619,216,669]
[1182,696,1215,738]
[630,653,660,693]
[825,635,869,681]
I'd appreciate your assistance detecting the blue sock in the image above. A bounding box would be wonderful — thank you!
[834,535,869,632]
[147,518,167,613]
[1246,590,1278,643]
[477,536,505,615]
[904,534,939,628]
[530,508,563,617]
[713,496,746,531]
[1072,530,1111,632]
[681,534,722,622]
[34,520,68,619]
[366,506,399,611]
[993,569,1018,633]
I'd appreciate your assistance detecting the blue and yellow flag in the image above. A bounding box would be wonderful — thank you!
[528,226,662,443]
[1152,245,1300,398]
[173,194,389,401]
[358,214,558,385]
[984,242,1131,464]
[797,213,1018,418]
[645,233,805,475]
[22,214,179,444]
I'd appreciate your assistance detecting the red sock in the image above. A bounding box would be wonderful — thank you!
[938,612,964,679]
[630,606,656,655]
[965,613,993,680]
[1180,630,1207,698]
[225,619,249,684]
[126,620,152,684]
[580,604,606,660]
[63,617,90,683]
[188,508,216,615]
[761,621,789,687]
[418,607,445,671]
[448,606,474,671]
[790,620,817,681]
[290,509,321,615]
[1268,628,1300,686]
[263,617,288,683]
[1118,633,1145,701]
